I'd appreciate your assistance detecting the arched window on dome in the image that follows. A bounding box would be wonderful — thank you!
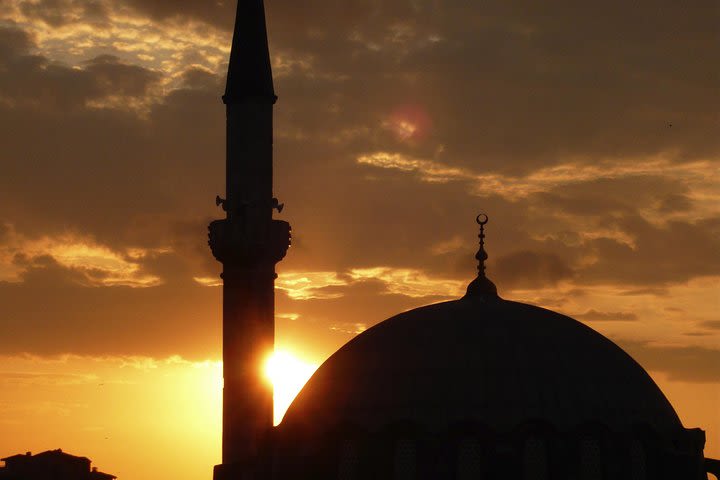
[522,437,548,480]
[393,438,417,480]
[456,439,483,480]
[337,439,360,480]
[579,437,603,480]
[629,439,646,480]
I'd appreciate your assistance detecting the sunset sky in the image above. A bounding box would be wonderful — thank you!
[0,0,718,479]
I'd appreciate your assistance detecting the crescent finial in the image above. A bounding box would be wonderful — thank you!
[464,213,498,298]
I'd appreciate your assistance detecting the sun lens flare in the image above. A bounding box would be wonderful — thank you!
[263,350,318,425]
[387,103,432,141]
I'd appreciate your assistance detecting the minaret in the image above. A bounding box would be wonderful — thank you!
[208,0,290,478]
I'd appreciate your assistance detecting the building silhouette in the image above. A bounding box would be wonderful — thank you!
[0,450,115,480]
[209,1,720,479]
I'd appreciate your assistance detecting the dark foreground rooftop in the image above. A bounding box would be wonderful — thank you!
[0,449,116,480]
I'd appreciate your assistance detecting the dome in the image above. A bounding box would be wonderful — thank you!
[281,294,682,434]
[264,217,710,480]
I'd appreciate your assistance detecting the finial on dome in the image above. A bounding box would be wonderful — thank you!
[475,214,489,275]
[464,213,498,298]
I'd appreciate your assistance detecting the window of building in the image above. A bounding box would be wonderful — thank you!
[337,439,360,480]
[457,439,483,480]
[579,437,603,480]
[393,439,417,480]
[629,440,646,480]
[523,437,548,480]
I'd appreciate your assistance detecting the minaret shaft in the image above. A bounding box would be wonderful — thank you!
[225,103,273,221]
[221,266,274,462]
[220,99,277,465]
[208,0,290,477]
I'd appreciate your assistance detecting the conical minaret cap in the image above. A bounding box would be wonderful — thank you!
[224,0,276,104]
[464,214,498,298]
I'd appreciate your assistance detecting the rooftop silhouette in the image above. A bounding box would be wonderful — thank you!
[0,449,116,480]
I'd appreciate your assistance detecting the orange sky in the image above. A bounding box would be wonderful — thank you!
[0,1,718,479]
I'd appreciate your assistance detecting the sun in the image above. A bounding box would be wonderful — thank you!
[263,350,318,425]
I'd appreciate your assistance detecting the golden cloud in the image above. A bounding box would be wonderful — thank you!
[275,267,466,302]
[276,271,348,300]
[0,224,163,287]
[349,267,465,298]
[2,0,230,93]
[193,276,222,287]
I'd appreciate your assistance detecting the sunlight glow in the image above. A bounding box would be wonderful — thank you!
[386,104,432,141]
[394,120,418,139]
[263,350,318,425]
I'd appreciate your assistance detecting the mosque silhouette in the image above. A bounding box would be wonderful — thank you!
[208,1,719,479]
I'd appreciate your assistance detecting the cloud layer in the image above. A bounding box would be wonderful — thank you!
[0,0,717,381]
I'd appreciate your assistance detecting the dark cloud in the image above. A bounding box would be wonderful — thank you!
[512,183,720,286]
[0,28,221,250]
[0,24,34,58]
[121,0,233,29]
[179,67,223,91]
[658,193,694,213]
[619,340,720,383]
[580,216,720,285]
[0,222,9,243]
[268,0,719,173]
[107,0,720,173]
[19,0,109,27]
[15,255,88,286]
[575,309,638,322]
[492,250,574,289]
[277,277,432,358]
[527,295,571,310]
[535,176,693,218]
[0,253,221,358]
[0,28,161,110]
[701,321,720,331]
[162,217,223,277]
[0,249,443,359]
[82,55,161,98]
[74,0,719,173]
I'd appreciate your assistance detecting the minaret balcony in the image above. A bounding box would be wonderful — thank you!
[208,217,290,267]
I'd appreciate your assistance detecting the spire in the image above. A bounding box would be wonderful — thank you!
[465,214,498,298]
[224,0,276,104]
